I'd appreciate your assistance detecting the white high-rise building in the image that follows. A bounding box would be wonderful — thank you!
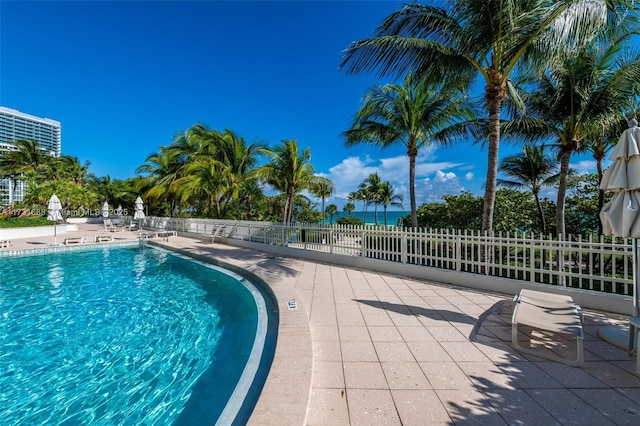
[0,106,62,205]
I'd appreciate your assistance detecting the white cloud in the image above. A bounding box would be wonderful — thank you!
[571,160,597,175]
[315,149,472,210]
[417,170,467,203]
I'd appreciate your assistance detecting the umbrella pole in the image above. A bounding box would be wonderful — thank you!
[54,221,57,245]
[635,239,639,317]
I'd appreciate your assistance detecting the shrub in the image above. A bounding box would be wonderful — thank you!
[337,216,363,226]
[0,216,53,228]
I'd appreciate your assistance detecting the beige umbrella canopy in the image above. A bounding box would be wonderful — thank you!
[600,119,640,321]
[600,119,640,238]
[134,196,145,230]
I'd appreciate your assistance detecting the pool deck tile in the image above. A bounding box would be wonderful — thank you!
[5,227,640,425]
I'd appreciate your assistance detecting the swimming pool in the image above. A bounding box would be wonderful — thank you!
[0,244,276,424]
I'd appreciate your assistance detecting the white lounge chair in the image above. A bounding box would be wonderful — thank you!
[63,237,84,245]
[203,225,227,244]
[103,219,116,232]
[512,289,584,366]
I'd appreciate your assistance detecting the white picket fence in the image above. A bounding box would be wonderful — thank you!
[143,217,634,298]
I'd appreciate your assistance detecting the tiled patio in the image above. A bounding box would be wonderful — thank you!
[3,226,640,425]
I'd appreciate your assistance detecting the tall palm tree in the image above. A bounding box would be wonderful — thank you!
[378,181,404,226]
[0,139,48,205]
[214,129,262,215]
[173,157,226,217]
[310,178,336,218]
[48,155,91,185]
[343,72,473,229]
[136,146,183,216]
[341,0,625,233]
[343,201,355,216]
[348,190,368,222]
[498,145,559,235]
[255,140,323,225]
[508,39,640,237]
[325,203,339,224]
[360,172,383,225]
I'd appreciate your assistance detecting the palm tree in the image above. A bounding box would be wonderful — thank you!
[310,178,336,218]
[348,190,368,222]
[325,203,339,223]
[507,38,640,237]
[136,146,183,216]
[0,139,48,205]
[212,129,262,216]
[255,140,323,225]
[343,201,355,216]
[378,181,404,226]
[174,157,226,217]
[360,172,383,225]
[343,72,473,228]
[341,0,624,233]
[498,145,559,235]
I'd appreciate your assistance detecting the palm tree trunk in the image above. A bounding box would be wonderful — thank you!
[9,177,17,206]
[286,187,295,225]
[534,190,546,235]
[556,148,572,239]
[597,157,604,236]
[283,193,290,225]
[409,150,417,229]
[215,196,221,219]
[482,96,503,235]
[363,202,368,224]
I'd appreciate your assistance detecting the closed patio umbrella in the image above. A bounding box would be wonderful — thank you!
[599,118,640,349]
[102,201,109,221]
[47,193,63,245]
[134,196,145,230]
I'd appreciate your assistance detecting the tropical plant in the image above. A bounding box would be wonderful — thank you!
[337,215,363,226]
[255,140,324,225]
[135,125,262,218]
[348,190,368,223]
[343,72,473,228]
[325,203,339,223]
[0,139,49,205]
[378,181,403,226]
[564,173,607,236]
[507,37,640,237]
[136,146,183,216]
[359,172,383,225]
[310,178,336,218]
[341,0,627,233]
[343,201,355,216]
[498,145,559,234]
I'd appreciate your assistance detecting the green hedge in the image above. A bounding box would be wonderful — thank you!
[0,216,54,228]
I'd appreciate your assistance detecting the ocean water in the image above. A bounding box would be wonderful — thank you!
[323,210,410,226]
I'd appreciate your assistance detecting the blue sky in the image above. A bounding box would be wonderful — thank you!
[0,0,597,210]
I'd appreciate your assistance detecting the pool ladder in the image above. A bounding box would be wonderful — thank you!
[137,232,147,249]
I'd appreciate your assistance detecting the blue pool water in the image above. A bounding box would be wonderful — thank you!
[0,245,274,424]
